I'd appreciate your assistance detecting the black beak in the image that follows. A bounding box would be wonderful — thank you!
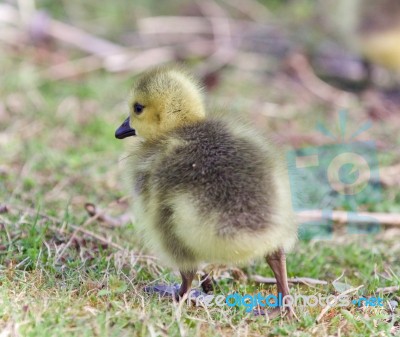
[115,117,136,139]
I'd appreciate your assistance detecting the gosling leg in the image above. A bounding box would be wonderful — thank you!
[177,270,196,299]
[266,248,290,298]
[265,248,293,318]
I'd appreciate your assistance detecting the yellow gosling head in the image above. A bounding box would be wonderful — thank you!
[115,66,205,140]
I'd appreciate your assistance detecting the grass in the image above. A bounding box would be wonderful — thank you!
[1,1,400,336]
[0,216,399,336]
[1,64,399,336]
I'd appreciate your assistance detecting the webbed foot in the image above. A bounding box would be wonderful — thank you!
[144,269,200,302]
[144,283,180,297]
[144,283,206,302]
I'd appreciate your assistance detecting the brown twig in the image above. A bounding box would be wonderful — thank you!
[84,203,131,228]
[7,204,124,250]
[286,53,354,107]
[103,46,175,73]
[297,210,400,226]
[46,17,127,57]
[6,203,161,261]
[376,286,400,294]
[137,16,213,35]
[251,275,328,285]
[137,16,262,37]
[55,210,122,261]
[1,4,127,57]
[42,55,103,80]
[195,0,237,77]
[41,46,176,80]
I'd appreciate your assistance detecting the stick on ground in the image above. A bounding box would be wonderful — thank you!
[251,275,328,285]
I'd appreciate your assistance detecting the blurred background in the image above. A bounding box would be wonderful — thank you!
[2,0,400,242]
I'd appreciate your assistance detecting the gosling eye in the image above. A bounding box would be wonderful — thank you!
[133,103,145,114]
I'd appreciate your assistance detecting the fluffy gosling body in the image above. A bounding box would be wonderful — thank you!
[116,66,297,307]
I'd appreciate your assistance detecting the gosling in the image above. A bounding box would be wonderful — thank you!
[115,66,297,313]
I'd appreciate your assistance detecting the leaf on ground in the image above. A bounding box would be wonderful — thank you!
[332,281,353,293]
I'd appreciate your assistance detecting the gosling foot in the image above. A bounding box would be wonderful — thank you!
[144,270,205,302]
[261,247,295,319]
[144,283,181,297]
